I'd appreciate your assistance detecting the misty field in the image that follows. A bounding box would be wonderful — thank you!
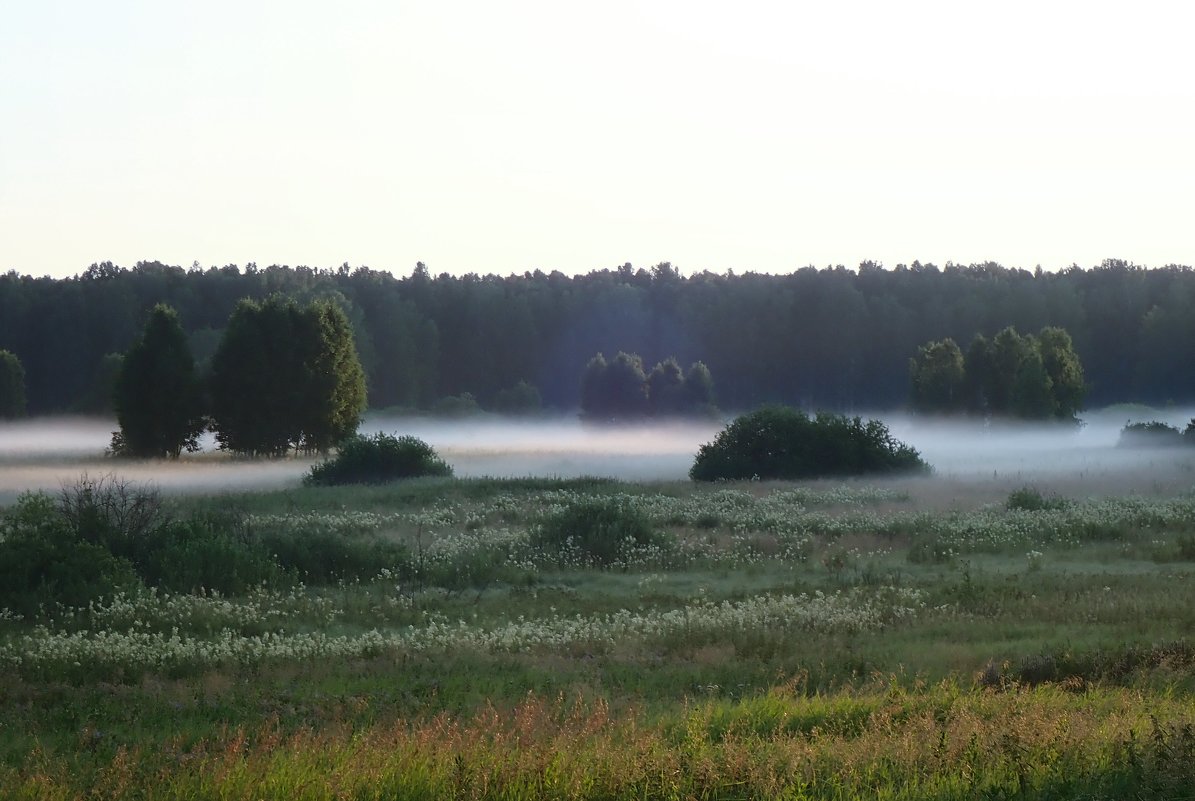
[3,427,1195,799]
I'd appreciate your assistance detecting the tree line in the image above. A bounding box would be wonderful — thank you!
[2,258,1195,417]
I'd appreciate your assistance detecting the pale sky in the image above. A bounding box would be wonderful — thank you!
[3,0,1193,279]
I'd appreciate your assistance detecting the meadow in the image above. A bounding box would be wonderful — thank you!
[3,440,1195,799]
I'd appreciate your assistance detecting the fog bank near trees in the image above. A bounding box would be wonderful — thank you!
[4,411,1195,504]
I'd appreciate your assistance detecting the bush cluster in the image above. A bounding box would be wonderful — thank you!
[690,407,928,482]
[0,475,414,616]
[532,497,673,567]
[304,433,453,486]
[1117,420,1195,448]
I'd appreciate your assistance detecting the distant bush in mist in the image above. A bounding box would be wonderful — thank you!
[1117,420,1194,448]
[304,433,453,486]
[1006,486,1070,512]
[690,407,928,482]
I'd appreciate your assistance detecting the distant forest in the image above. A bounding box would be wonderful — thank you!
[2,258,1193,416]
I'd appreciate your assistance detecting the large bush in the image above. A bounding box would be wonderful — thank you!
[690,407,928,482]
[0,493,141,616]
[304,433,453,486]
[1118,421,1190,448]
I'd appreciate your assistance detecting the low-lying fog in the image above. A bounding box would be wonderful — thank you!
[2,409,1195,505]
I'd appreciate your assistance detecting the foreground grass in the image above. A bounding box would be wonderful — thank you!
[4,476,1195,798]
[6,684,1195,800]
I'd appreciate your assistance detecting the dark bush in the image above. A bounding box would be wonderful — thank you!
[1118,421,1185,448]
[532,497,672,567]
[140,517,282,594]
[0,494,140,616]
[430,393,484,418]
[304,433,453,486]
[257,529,411,584]
[57,474,168,563]
[690,407,928,482]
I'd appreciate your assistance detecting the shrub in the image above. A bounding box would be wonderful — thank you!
[1006,486,1070,512]
[0,495,140,617]
[257,529,411,584]
[56,474,168,563]
[492,381,542,416]
[140,516,282,594]
[533,497,672,567]
[690,407,928,482]
[1118,421,1185,448]
[430,393,484,418]
[304,433,453,486]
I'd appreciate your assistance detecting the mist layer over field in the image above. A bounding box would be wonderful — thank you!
[2,409,1194,503]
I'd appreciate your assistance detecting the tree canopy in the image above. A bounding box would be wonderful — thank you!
[209,296,366,456]
[911,326,1086,420]
[111,304,205,458]
[581,352,716,422]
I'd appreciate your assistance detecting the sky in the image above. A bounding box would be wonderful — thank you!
[3,0,1194,279]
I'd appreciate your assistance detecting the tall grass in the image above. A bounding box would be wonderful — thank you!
[7,685,1195,800]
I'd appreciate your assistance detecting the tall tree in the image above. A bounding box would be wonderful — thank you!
[0,349,26,419]
[579,353,610,420]
[963,334,994,414]
[646,358,686,416]
[111,305,204,458]
[987,327,1036,414]
[1009,346,1056,419]
[603,352,649,420]
[295,300,367,453]
[209,296,366,456]
[1037,326,1086,419]
[683,361,716,413]
[908,338,966,413]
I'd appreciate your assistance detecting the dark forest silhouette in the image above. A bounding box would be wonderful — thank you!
[1,258,1191,416]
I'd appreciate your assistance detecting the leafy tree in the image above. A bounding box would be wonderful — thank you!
[604,352,649,419]
[989,327,1034,414]
[579,353,609,420]
[646,358,686,416]
[209,296,366,456]
[963,334,994,414]
[1037,326,1086,419]
[1009,346,1055,419]
[111,305,205,458]
[0,349,26,419]
[209,297,301,456]
[908,338,966,413]
[295,300,367,453]
[684,361,716,412]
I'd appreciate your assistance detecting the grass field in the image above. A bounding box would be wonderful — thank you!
[3,472,1195,798]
